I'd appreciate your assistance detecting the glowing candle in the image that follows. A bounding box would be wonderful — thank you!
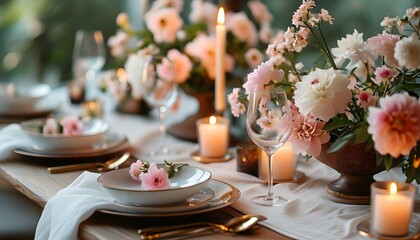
[372,182,415,236]
[197,116,229,158]
[259,142,296,181]
[215,7,226,113]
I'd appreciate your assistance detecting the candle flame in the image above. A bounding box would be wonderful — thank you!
[210,116,217,125]
[390,182,397,194]
[116,68,127,82]
[217,7,225,25]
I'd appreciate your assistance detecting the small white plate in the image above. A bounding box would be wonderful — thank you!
[20,117,109,150]
[97,165,212,206]
[97,179,240,217]
[14,131,128,159]
[0,83,51,114]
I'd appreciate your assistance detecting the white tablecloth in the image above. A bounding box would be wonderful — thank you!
[2,89,418,240]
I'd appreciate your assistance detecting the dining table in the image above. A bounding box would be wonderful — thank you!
[0,87,418,240]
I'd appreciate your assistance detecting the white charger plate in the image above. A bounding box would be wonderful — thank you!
[98,166,212,206]
[13,132,128,159]
[98,179,240,217]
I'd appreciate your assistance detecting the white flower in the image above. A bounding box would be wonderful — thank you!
[394,34,420,69]
[294,68,352,122]
[331,29,374,67]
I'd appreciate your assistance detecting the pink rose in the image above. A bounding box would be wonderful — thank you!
[129,160,144,181]
[60,116,84,136]
[43,118,58,135]
[140,163,170,190]
[145,8,183,43]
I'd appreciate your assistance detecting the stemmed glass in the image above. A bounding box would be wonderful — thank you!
[139,55,179,156]
[246,88,292,206]
[72,30,106,100]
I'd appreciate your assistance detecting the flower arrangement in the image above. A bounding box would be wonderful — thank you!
[107,0,276,100]
[42,116,84,136]
[229,1,420,182]
[129,160,188,190]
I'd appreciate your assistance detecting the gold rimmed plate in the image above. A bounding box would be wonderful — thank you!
[97,179,240,217]
[13,132,129,159]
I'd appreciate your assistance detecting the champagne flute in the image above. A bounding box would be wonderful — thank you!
[139,55,179,156]
[246,88,292,206]
[72,30,106,100]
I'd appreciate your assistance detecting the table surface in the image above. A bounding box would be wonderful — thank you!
[0,94,291,240]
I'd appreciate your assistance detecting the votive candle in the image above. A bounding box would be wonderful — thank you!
[259,142,296,181]
[197,116,229,158]
[371,181,415,236]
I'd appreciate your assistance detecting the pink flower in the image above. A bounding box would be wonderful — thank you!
[394,34,420,70]
[294,68,352,122]
[259,23,274,44]
[107,31,128,57]
[366,32,399,67]
[185,34,233,79]
[367,93,420,158]
[226,12,258,46]
[243,61,284,95]
[245,48,263,68]
[145,8,183,43]
[318,9,333,24]
[372,65,398,85]
[43,118,58,135]
[189,0,217,28]
[129,160,144,181]
[247,0,273,24]
[60,116,84,136]
[140,163,170,190]
[357,89,378,108]
[288,112,330,156]
[157,49,192,84]
[228,88,246,117]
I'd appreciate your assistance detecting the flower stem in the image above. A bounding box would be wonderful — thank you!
[318,24,338,70]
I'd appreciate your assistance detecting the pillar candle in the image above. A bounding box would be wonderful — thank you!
[259,142,296,181]
[197,116,229,158]
[371,182,415,236]
[215,7,226,113]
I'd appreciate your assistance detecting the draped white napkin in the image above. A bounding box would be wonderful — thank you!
[34,171,122,240]
[0,124,32,159]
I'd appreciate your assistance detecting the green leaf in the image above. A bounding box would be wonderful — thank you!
[323,117,354,132]
[353,123,369,144]
[400,82,420,92]
[327,133,355,153]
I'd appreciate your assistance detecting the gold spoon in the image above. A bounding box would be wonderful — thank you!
[47,152,131,173]
[138,214,267,239]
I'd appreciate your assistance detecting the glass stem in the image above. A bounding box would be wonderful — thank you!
[158,106,167,152]
[266,151,274,201]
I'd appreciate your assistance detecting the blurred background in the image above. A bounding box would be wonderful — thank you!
[0,0,417,85]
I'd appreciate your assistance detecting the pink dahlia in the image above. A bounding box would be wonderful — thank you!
[366,32,399,67]
[367,93,420,158]
[60,116,84,136]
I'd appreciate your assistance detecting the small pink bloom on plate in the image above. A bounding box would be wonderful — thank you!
[367,93,420,158]
[129,160,144,181]
[60,116,84,136]
[43,118,58,135]
[140,163,170,190]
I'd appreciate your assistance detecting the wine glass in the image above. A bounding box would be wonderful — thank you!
[246,88,292,206]
[72,30,106,100]
[139,55,179,156]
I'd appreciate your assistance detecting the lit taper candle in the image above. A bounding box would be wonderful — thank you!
[215,7,226,113]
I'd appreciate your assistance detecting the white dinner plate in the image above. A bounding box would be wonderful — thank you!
[97,179,240,217]
[21,117,109,150]
[13,131,129,159]
[98,166,212,206]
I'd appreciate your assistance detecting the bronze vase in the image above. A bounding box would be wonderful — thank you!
[316,142,384,204]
